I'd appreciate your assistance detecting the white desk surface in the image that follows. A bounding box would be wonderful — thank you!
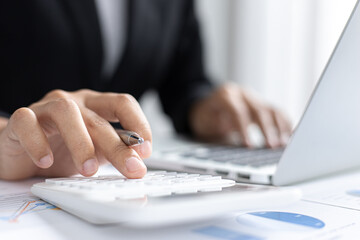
[1,136,360,240]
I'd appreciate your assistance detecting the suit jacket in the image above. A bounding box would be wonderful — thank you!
[0,0,213,133]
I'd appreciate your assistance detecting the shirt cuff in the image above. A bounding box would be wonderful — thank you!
[0,111,10,119]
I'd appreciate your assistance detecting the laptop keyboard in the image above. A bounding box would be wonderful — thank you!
[178,146,284,168]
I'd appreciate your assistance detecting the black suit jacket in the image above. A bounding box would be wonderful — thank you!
[0,0,213,133]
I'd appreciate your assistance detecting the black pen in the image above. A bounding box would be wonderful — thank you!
[118,129,144,146]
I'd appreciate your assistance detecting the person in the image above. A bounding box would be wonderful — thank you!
[0,0,291,180]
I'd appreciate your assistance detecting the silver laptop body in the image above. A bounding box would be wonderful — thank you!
[147,0,360,186]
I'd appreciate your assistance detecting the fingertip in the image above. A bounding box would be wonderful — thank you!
[266,138,278,149]
[268,138,282,149]
[241,134,252,148]
[280,133,290,146]
[82,158,98,176]
[125,157,147,178]
[132,140,152,159]
[38,154,53,168]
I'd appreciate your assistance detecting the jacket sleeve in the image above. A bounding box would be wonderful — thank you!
[157,0,214,135]
[0,111,10,119]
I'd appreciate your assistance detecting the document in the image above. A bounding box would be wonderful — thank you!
[300,170,360,211]
[1,167,360,240]
[192,201,360,240]
[0,179,65,233]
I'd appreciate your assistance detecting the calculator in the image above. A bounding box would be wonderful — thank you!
[31,171,301,227]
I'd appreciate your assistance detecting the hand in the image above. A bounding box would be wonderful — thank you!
[0,89,152,180]
[189,83,292,148]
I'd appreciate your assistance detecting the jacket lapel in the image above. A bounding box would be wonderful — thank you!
[62,0,103,89]
[62,0,160,92]
[127,0,160,66]
[111,0,160,91]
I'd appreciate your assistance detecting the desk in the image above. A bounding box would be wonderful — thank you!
[1,137,360,239]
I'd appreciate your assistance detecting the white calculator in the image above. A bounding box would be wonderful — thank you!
[31,171,301,227]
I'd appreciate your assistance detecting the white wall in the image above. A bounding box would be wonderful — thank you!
[195,0,231,83]
[197,0,356,124]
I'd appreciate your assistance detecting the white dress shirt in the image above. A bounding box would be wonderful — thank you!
[95,0,127,79]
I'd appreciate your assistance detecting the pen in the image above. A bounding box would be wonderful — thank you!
[118,129,144,146]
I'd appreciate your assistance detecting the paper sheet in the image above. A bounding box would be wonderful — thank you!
[1,167,360,240]
[192,201,360,240]
[300,170,360,211]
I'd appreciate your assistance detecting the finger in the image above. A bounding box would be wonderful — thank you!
[31,98,98,176]
[8,108,53,168]
[241,91,281,148]
[115,129,152,160]
[252,107,281,148]
[272,109,292,146]
[84,92,152,158]
[216,89,252,147]
[233,103,253,147]
[83,109,147,178]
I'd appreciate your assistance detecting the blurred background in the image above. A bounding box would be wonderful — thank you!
[141,0,357,137]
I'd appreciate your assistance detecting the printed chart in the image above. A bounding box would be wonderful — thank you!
[346,189,360,197]
[194,211,325,240]
[0,192,59,223]
[244,211,325,229]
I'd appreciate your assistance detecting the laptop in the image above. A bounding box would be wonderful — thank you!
[147,0,360,186]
